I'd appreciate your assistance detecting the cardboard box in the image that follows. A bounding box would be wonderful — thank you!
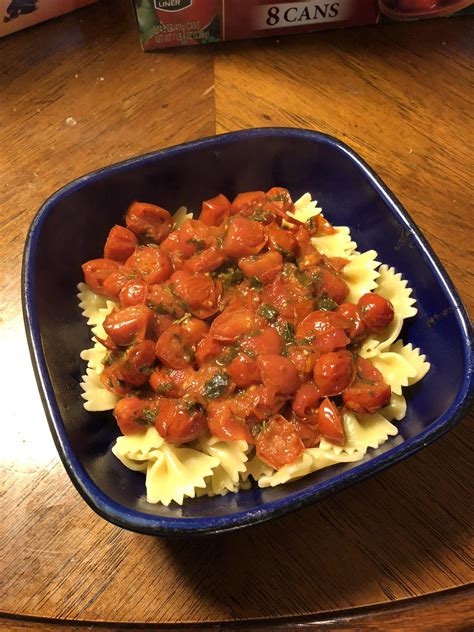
[133,0,473,51]
[1,0,96,37]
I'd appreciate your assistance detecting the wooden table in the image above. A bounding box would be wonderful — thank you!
[0,1,472,629]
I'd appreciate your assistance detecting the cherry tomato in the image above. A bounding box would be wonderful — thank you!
[100,364,132,397]
[207,401,254,443]
[82,258,121,296]
[119,279,149,306]
[114,397,156,435]
[200,194,232,226]
[125,245,172,285]
[342,381,391,415]
[290,415,320,448]
[182,245,225,274]
[317,398,345,445]
[336,303,368,340]
[261,271,314,324]
[155,324,194,370]
[287,344,318,376]
[256,415,305,469]
[223,217,267,258]
[180,317,209,345]
[209,307,260,342]
[150,313,174,339]
[296,310,350,340]
[231,191,266,215]
[358,293,395,332]
[265,187,295,215]
[292,382,322,417]
[103,304,152,347]
[313,350,355,396]
[266,222,297,254]
[149,369,181,397]
[195,335,226,366]
[160,231,180,255]
[325,256,349,273]
[314,215,336,235]
[170,271,220,319]
[227,353,261,388]
[117,340,156,386]
[355,356,384,383]
[103,225,138,262]
[257,354,299,400]
[240,327,282,356]
[125,201,172,244]
[155,396,207,444]
[102,267,135,300]
[238,251,283,284]
[178,219,214,258]
[315,268,349,304]
[147,284,185,320]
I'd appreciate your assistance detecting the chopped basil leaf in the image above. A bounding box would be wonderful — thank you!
[316,294,338,311]
[215,266,244,289]
[216,345,240,366]
[187,238,206,252]
[139,407,156,425]
[156,382,174,395]
[284,322,296,344]
[203,371,231,400]
[259,303,279,323]
[248,209,273,223]
[250,277,263,290]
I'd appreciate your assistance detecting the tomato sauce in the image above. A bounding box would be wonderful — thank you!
[82,188,395,470]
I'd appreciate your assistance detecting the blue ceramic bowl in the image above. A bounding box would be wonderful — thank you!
[22,128,473,536]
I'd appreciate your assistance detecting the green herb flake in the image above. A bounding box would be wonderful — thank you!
[284,322,296,345]
[316,294,338,312]
[216,345,240,366]
[187,237,206,252]
[203,371,231,400]
[259,303,279,323]
[138,407,157,426]
[250,277,263,290]
[157,382,174,395]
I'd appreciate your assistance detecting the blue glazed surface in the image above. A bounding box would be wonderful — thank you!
[22,128,473,535]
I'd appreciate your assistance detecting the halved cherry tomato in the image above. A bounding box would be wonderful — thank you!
[315,268,349,304]
[337,302,368,340]
[103,304,152,347]
[296,310,350,340]
[223,217,267,258]
[178,219,214,258]
[119,279,149,306]
[155,324,194,370]
[227,353,261,388]
[317,398,345,445]
[207,401,254,443]
[290,414,320,448]
[209,307,260,342]
[261,270,314,324]
[256,415,305,469]
[150,313,174,339]
[160,231,180,255]
[103,225,138,262]
[180,317,209,345]
[195,335,226,367]
[114,397,156,435]
[100,364,132,397]
[125,201,172,244]
[257,354,299,400]
[266,222,297,254]
[356,356,384,383]
[358,293,394,332]
[125,245,172,285]
[292,382,322,417]
[147,284,185,320]
[155,396,207,444]
[200,194,232,226]
[231,191,266,215]
[265,187,295,215]
[287,345,318,376]
[102,267,135,300]
[117,340,156,386]
[325,256,349,273]
[314,215,337,236]
[238,251,283,284]
[82,258,121,296]
[342,381,391,415]
[313,350,355,396]
[182,245,225,274]
[240,327,282,357]
[149,369,181,397]
[170,271,220,319]
[313,328,350,354]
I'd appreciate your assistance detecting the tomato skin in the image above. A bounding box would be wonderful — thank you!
[292,382,322,417]
[104,225,138,262]
[160,231,180,255]
[317,398,345,445]
[266,222,297,254]
[182,245,225,274]
[195,335,226,367]
[209,308,259,342]
[358,293,395,332]
[147,284,185,320]
[240,327,282,357]
[290,415,320,448]
[256,415,305,469]
[265,187,295,215]
[119,279,149,306]
[257,354,300,399]
[125,201,172,244]
[342,381,391,415]
[207,401,254,443]
[356,356,384,383]
[103,304,153,347]
[155,397,207,444]
[261,271,314,324]
[100,364,132,396]
[102,268,134,300]
[170,270,220,319]
[125,245,172,285]
[177,219,213,258]
[117,340,156,386]
[114,397,155,435]
[316,268,349,304]
[231,191,266,215]
[223,217,268,258]
[337,302,368,340]
[227,353,261,388]
[287,344,318,376]
[180,317,209,345]
[313,350,356,397]
[82,258,122,296]
[238,251,283,284]
[155,324,194,370]
[296,310,350,340]
[200,194,232,226]
[149,369,181,397]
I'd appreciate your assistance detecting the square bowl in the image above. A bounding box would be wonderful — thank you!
[22,128,473,535]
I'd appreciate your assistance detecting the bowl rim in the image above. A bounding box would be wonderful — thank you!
[22,127,474,536]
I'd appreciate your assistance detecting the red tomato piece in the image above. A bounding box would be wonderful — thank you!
[147,284,185,320]
[170,271,220,319]
[260,271,314,324]
[313,350,356,397]
[296,310,351,340]
[195,335,226,367]
[155,397,207,444]
[100,364,132,397]
[324,256,349,273]
[231,191,266,215]
[117,340,156,386]
[238,251,283,284]
[355,356,384,383]
[227,353,261,388]
[240,327,282,357]
[82,258,122,296]
[207,401,254,443]
[292,382,322,417]
[119,279,149,306]
[256,415,305,469]
[125,245,172,285]
[200,194,232,226]
[160,231,180,255]
[287,344,318,376]
[313,327,350,354]
[102,267,135,300]
[342,381,391,415]
[125,201,172,244]
[182,245,226,274]
[316,268,349,304]
[149,369,181,397]
[103,225,138,262]
[103,304,152,347]
[150,313,174,340]
[257,354,300,400]
[177,219,214,258]
[265,222,297,254]
[358,293,395,332]
[180,317,209,345]
[114,397,156,435]
[155,324,195,370]
[223,217,268,258]
[290,415,320,448]
[317,398,345,445]
[209,307,260,342]
[337,302,368,341]
[265,187,295,215]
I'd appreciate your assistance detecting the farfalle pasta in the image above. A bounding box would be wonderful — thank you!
[78,188,429,504]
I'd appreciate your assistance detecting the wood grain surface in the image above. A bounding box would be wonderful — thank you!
[0,0,472,628]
